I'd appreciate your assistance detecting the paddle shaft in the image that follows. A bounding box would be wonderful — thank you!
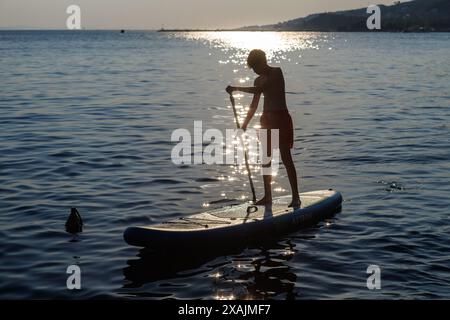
[229,94,257,204]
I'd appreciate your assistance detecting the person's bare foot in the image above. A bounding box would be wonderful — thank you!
[288,198,301,208]
[255,196,272,206]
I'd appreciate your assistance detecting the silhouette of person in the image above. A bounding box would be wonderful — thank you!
[227,49,301,208]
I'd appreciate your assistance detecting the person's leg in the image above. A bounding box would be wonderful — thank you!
[256,128,272,205]
[255,169,272,205]
[280,146,301,207]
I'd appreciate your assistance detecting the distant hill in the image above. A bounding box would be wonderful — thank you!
[237,0,450,32]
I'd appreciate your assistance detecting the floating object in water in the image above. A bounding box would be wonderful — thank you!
[377,180,404,192]
[124,189,342,249]
[388,181,403,190]
[65,208,83,234]
[120,29,125,33]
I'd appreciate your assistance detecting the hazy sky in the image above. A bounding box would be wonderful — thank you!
[0,0,406,29]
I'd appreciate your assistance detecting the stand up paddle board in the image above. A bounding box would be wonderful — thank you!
[124,189,342,249]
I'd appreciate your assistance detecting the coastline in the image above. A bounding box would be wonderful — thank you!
[157,28,448,33]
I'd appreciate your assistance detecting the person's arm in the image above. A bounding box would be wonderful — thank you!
[226,76,265,95]
[227,86,263,95]
[227,78,263,130]
[241,92,261,131]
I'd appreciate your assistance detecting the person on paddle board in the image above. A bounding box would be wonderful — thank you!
[226,49,301,208]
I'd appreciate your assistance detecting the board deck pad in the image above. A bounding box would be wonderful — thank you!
[152,191,329,230]
[124,190,342,248]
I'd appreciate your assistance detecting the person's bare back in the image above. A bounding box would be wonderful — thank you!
[255,67,288,113]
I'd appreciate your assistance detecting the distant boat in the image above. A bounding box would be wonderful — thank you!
[120,29,125,33]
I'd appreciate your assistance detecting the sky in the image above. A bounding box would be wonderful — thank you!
[0,0,408,30]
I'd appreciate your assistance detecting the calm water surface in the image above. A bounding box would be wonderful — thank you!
[0,31,449,299]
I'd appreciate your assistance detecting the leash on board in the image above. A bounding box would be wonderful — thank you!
[229,93,258,214]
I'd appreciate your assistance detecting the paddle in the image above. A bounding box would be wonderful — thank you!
[228,93,258,214]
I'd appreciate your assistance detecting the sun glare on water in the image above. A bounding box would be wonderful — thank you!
[176,31,323,63]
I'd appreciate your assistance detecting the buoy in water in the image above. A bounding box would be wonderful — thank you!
[66,208,83,234]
